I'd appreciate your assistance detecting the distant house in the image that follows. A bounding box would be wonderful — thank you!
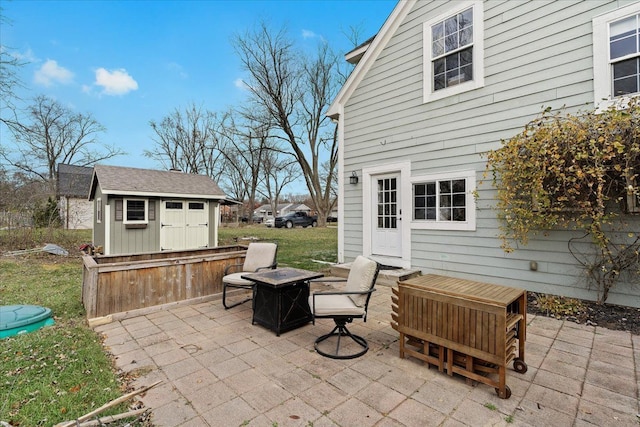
[57,163,93,230]
[328,0,640,307]
[253,203,311,220]
[89,165,229,255]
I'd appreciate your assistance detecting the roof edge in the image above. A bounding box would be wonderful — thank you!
[327,0,417,118]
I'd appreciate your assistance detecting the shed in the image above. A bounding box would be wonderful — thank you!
[57,163,93,229]
[89,165,228,255]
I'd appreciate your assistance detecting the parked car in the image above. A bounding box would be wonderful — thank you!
[274,212,318,228]
[241,215,264,223]
[264,218,275,227]
[327,216,338,223]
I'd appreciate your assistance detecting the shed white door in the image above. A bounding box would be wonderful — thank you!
[185,201,209,248]
[160,200,209,251]
[371,174,402,257]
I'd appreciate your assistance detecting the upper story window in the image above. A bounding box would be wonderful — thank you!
[411,170,476,231]
[610,14,639,97]
[432,7,474,90]
[593,3,640,107]
[423,1,484,103]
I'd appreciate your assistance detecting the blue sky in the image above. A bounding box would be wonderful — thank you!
[1,0,396,188]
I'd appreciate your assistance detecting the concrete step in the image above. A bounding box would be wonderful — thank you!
[329,262,421,287]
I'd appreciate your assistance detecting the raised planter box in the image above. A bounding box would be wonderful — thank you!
[82,245,247,323]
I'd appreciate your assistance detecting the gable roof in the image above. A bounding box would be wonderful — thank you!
[327,0,416,119]
[57,163,93,198]
[89,165,227,200]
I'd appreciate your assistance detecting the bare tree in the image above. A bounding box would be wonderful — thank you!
[216,111,276,222]
[146,103,225,180]
[260,149,301,218]
[0,8,26,125]
[2,95,120,193]
[233,22,340,226]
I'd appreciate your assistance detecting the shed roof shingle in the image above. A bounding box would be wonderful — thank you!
[57,163,93,197]
[91,165,226,199]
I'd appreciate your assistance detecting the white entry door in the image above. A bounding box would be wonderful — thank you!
[371,174,402,257]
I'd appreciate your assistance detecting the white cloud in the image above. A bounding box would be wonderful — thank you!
[302,29,317,39]
[11,47,37,62]
[167,62,188,79]
[34,59,74,86]
[94,67,138,96]
[234,78,248,90]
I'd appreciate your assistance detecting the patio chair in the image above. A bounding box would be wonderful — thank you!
[222,242,278,309]
[309,256,380,359]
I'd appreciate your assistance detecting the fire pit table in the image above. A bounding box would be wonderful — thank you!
[243,268,323,336]
[392,274,527,398]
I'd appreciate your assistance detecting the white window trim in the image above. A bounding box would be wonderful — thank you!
[123,198,148,224]
[410,169,476,231]
[593,2,640,109]
[423,0,484,103]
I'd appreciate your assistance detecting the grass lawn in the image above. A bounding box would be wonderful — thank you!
[1,225,337,425]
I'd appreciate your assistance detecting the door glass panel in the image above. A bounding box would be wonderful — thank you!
[377,177,398,230]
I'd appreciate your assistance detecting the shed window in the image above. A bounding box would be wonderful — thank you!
[124,199,148,224]
[189,202,205,210]
[96,198,102,223]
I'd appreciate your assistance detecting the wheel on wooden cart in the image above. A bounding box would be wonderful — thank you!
[495,385,512,399]
[513,358,528,374]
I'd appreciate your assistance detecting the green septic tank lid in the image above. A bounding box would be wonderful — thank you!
[0,305,55,339]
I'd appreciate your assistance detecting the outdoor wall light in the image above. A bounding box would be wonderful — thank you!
[350,171,359,185]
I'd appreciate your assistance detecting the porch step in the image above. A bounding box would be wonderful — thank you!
[329,262,421,287]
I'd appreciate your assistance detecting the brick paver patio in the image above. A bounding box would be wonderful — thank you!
[95,285,640,426]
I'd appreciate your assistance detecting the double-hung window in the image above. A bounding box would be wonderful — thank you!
[610,14,639,97]
[411,170,476,231]
[593,3,640,106]
[423,1,484,103]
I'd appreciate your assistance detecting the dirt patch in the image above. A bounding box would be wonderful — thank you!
[528,292,640,335]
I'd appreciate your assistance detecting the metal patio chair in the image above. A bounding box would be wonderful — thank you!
[222,242,278,309]
[309,256,380,359]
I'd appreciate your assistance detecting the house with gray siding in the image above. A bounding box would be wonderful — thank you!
[328,0,640,307]
[89,165,228,255]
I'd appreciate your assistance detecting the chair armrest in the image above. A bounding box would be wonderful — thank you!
[224,263,244,275]
[312,288,376,297]
[255,261,277,272]
[309,276,347,283]
[310,288,377,315]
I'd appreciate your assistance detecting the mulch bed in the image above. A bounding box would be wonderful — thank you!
[527,292,640,335]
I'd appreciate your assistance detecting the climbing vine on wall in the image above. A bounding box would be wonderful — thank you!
[484,99,640,303]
